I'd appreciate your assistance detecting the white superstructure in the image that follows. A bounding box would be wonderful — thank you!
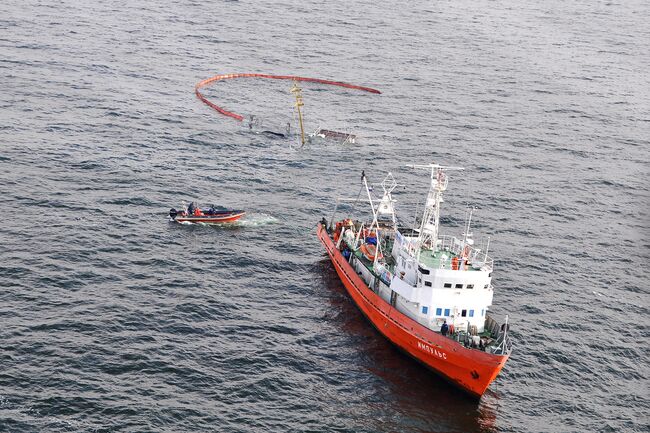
[339,164,498,337]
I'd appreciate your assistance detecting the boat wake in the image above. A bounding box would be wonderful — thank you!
[237,213,278,227]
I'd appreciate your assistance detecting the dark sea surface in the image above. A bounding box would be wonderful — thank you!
[1,0,649,432]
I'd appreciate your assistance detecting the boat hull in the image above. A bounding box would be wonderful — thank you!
[173,211,245,224]
[317,223,508,398]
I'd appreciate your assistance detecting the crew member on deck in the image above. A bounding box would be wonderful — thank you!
[441,320,449,337]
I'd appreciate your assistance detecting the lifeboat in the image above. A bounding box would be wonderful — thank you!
[359,242,382,261]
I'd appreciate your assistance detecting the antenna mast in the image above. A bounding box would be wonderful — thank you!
[409,163,464,260]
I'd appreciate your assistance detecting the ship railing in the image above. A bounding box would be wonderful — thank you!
[437,235,493,270]
[485,314,512,355]
[496,332,513,355]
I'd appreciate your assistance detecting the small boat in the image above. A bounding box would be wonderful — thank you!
[359,238,382,261]
[169,202,245,224]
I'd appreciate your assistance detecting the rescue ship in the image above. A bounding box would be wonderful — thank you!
[317,164,512,398]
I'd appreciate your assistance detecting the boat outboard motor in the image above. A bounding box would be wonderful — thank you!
[169,208,178,219]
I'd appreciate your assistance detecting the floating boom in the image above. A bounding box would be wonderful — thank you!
[195,73,381,121]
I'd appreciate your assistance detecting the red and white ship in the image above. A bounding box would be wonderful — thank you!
[317,164,512,398]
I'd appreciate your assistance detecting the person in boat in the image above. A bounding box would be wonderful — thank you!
[187,201,196,215]
[441,320,449,337]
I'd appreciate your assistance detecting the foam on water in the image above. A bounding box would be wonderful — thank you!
[237,213,279,227]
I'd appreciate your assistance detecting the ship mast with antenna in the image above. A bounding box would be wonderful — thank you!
[410,163,464,260]
[290,80,306,147]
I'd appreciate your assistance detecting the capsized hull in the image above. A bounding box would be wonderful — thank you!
[317,223,508,398]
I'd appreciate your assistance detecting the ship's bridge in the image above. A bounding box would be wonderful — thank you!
[389,233,495,334]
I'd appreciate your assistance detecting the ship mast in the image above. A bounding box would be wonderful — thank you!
[410,163,463,260]
[361,171,399,268]
[462,206,476,255]
[290,80,306,147]
[377,172,398,229]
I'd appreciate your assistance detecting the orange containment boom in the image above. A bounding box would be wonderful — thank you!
[195,73,382,121]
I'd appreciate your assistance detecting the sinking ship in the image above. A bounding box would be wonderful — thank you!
[317,164,512,398]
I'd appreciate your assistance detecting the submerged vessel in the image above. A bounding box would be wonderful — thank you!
[308,128,357,144]
[169,202,245,224]
[317,164,512,398]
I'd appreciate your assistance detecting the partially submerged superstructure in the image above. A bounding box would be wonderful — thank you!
[195,73,377,146]
[309,128,357,144]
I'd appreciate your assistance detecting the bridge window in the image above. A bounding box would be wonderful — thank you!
[444,283,452,288]
[467,284,474,289]
[461,309,467,317]
[469,309,474,317]
[422,306,428,315]
[455,283,463,289]
[444,308,450,316]
[425,281,432,287]
[436,308,442,316]
[418,266,430,275]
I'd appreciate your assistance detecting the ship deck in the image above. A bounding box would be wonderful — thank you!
[418,248,482,271]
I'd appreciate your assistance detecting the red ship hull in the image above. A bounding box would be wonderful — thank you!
[317,223,508,398]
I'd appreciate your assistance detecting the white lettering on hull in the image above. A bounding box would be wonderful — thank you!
[417,341,447,360]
